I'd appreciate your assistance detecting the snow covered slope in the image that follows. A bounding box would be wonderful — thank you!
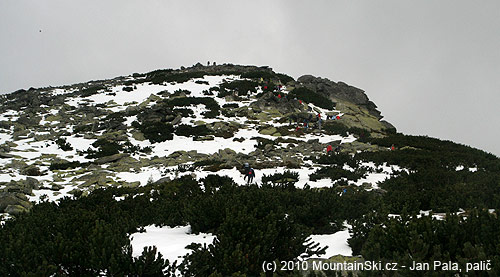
[0,63,399,262]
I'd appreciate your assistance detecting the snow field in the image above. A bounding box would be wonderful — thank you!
[304,224,353,259]
[129,223,353,265]
[130,225,215,263]
[0,74,391,268]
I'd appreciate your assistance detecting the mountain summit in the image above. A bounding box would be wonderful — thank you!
[0,62,397,214]
[1,63,499,275]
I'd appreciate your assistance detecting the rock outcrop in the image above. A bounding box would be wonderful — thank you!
[0,63,398,217]
[297,75,381,119]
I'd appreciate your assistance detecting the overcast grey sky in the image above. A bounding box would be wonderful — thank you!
[1,1,499,156]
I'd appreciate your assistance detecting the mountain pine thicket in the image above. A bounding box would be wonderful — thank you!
[0,64,499,276]
[2,134,499,275]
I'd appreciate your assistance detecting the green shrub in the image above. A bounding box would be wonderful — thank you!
[261,171,299,187]
[80,85,106,97]
[289,87,335,110]
[50,161,87,170]
[180,208,317,276]
[172,89,191,96]
[316,152,358,168]
[173,108,194,117]
[133,121,174,143]
[0,175,384,275]
[358,133,500,171]
[275,73,295,84]
[380,168,500,213]
[252,137,275,150]
[0,188,170,276]
[323,121,371,138]
[74,124,93,133]
[85,139,123,159]
[222,103,238,108]
[146,71,205,84]
[349,209,500,275]
[22,166,42,176]
[168,97,220,118]
[98,112,127,131]
[55,138,73,151]
[219,80,258,97]
[309,166,363,182]
[241,70,274,80]
[175,124,212,137]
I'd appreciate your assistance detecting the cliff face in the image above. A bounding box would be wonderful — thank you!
[297,75,380,118]
[296,74,395,134]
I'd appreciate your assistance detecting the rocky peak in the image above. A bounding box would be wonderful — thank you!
[0,63,398,217]
[297,75,382,119]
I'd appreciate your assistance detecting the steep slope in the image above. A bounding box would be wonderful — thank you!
[1,63,499,276]
[0,63,395,216]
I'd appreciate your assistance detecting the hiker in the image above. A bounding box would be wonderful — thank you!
[391,144,395,151]
[336,115,341,120]
[335,145,341,154]
[326,144,333,155]
[247,168,255,184]
[278,94,282,99]
[243,162,250,177]
[318,118,322,130]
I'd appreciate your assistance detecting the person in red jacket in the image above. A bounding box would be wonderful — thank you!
[336,115,341,120]
[326,144,333,155]
[246,168,255,184]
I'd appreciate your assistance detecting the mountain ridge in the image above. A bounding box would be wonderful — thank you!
[1,63,500,275]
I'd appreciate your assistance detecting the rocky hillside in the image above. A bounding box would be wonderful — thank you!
[0,63,396,216]
[1,63,499,276]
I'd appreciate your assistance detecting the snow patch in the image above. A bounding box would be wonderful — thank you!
[304,224,352,259]
[130,225,215,264]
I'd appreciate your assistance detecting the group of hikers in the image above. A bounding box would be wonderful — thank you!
[261,83,342,134]
[326,144,342,155]
[242,141,345,184]
[290,112,341,133]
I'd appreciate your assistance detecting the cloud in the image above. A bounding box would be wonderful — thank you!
[0,0,499,156]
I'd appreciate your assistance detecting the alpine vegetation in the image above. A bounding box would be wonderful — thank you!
[0,63,499,276]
